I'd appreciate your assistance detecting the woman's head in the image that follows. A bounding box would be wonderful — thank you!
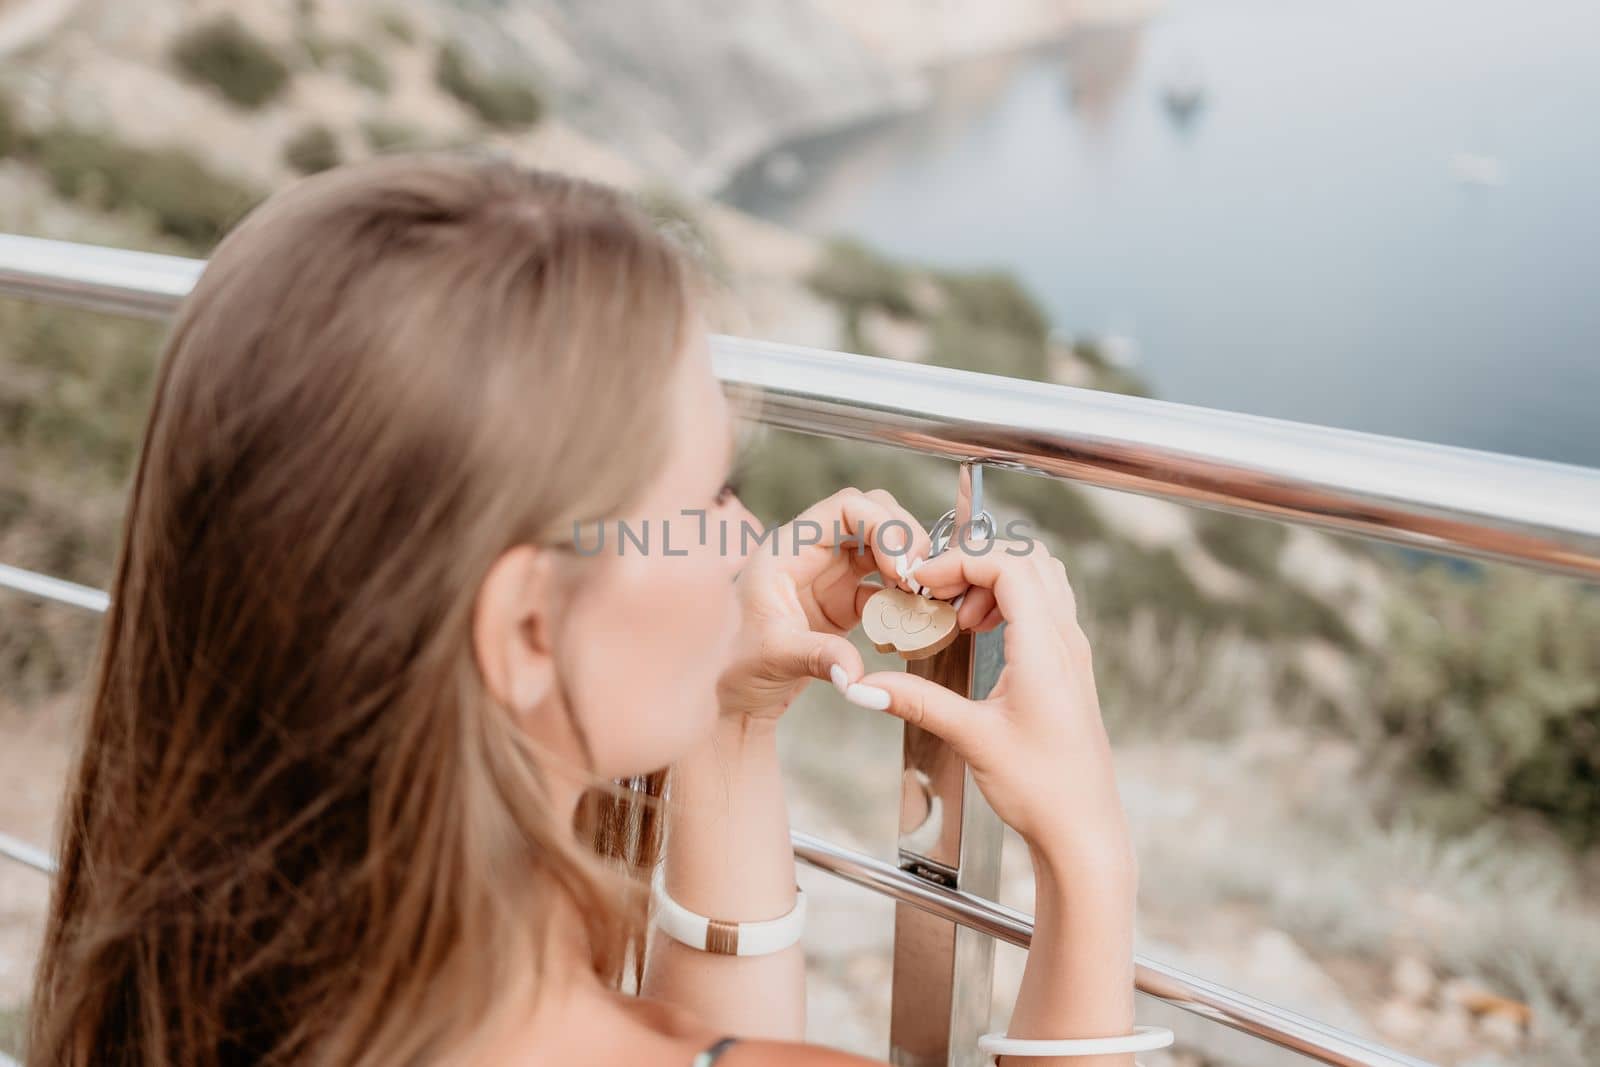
[31,152,756,1065]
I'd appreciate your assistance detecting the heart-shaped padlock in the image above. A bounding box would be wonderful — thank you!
[862,586,959,661]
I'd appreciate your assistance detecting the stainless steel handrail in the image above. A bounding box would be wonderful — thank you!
[0,562,111,612]
[792,832,1432,1067]
[0,830,55,876]
[0,234,202,319]
[3,233,1598,580]
[6,230,1575,1067]
[0,814,1434,1067]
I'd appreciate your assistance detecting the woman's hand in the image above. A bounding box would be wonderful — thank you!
[845,536,1135,878]
[716,488,933,727]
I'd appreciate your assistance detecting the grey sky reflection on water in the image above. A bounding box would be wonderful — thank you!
[722,0,1600,469]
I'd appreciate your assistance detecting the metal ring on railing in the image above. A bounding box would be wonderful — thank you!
[927,507,996,557]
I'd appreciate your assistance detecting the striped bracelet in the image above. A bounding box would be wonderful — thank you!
[650,865,806,957]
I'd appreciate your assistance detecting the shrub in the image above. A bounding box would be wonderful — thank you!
[359,117,423,153]
[984,469,1105,543]
[30,126,261,250]
[807,237,918,320]
[340,42,391,93]
[377,9,417,44]
[1368,564,1600,844]
[0,1002,23,1060]
[1193,507,1290,580]
[0,297,164,704]
[283,123,341,174]
[295,27,336,68]
[633,184,726,281]
[1081,541,1222,631]
[733,428,947,532]
[935,269,1050,343]
[0,88,19,158]
[925,308,1049,381]
[170,15,292,109]
[435,43,542,129]
[1235,581,1358,648]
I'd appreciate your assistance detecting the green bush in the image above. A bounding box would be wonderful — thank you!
[170,15,292,109]
[283,123,341,174]
[1081,542,1222,631]
[807,237,918,320]
[984,469,1105,543]
[734,428,948,532]
[0,88,19,158]
[295,27,336,68]
[1370,564,1600,845]
[435,43,542,129]
[1193,507,1290,580]
[376,9,417,44]
[340,42,391,93]
[925,308,1049,381]
[360,117,423,153]
[633,184,726,282]
[934,270,1050,343]
[0,297,164,704]
[29,126,262,250]
[1236,581,1358,648]
[1,999,25,1059]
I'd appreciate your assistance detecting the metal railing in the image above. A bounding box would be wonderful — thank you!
[5,233,1596,1066]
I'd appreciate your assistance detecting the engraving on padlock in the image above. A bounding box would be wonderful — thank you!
[862,586,959,661]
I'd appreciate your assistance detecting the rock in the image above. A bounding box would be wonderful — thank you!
[1375,999,1429,1044]
[1390,954,1435,1003]
[1425,1002,1477,1057]
[1477,1010,1524,1050]
[906,277,945,318]
[857,307,927,363]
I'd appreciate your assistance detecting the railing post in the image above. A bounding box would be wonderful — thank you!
[889,463,1005,1067]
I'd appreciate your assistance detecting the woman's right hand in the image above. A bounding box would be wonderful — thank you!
[844,536,1135,880]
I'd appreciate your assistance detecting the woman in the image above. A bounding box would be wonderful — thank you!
[27,153,1138,1067]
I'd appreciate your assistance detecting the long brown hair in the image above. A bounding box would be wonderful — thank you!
[29,152,700,1065]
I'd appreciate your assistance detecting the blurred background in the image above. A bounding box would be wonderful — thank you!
[0,1,1596,1065]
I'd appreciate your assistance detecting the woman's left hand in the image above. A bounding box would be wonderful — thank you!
[716,487,934,726]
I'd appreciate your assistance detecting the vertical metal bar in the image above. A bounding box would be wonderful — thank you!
[889,463,1005,1067]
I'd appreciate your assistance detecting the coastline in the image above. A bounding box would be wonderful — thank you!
[692,1,1161,200]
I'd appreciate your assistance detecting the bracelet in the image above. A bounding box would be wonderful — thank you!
[650,865,806,957]
[978,1025,1174,1057]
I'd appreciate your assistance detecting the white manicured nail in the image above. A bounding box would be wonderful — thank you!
[829,664,850,693]
[895,556,920,594]
[951,592,966,611]
[844,683,891,710]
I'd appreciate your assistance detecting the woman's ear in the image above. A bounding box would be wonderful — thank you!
[472,545,558,722]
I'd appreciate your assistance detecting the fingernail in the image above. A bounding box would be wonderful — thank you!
[897,557,924,595]
[906,556,925,577]
[829,663,850,693]
[951,591,966,610]
[844,683,891,710]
